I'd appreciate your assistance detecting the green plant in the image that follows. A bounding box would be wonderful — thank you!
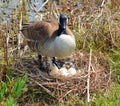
[12,75,27,98]
[5,96,18,106]
[0,82,7,100]
[108,49,120,72]
[0,74,27,106]
[91,83,120,106]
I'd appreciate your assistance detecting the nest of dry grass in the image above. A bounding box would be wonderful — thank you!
[12,51,111,102]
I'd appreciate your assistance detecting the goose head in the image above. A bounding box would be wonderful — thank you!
[58,14,68,35]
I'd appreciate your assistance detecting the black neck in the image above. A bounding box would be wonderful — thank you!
[57,24,66,36]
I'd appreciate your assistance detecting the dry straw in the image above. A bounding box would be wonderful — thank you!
[12,51,111,102]
[1,0,119,104]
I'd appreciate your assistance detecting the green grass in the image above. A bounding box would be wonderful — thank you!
[90,83,120,106]
[0,81,7,100]
[5,96,18,106]
[0,72,27,106]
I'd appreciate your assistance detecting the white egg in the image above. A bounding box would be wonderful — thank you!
[59,67,69,76]
[68,67,77,75]
[49,63,59,76]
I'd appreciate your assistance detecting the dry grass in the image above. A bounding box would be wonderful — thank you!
[0,0,120,105]
[12,51,111,104]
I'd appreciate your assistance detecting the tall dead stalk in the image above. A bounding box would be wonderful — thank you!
[2,28,8,70]
[87,48,92,104]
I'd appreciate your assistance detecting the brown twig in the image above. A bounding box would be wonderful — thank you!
[87,48,92,104]
[32,79,57,100]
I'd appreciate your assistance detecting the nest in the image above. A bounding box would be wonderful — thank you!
[12,51,111,102]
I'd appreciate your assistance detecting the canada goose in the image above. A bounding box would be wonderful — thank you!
[21,14,76,69]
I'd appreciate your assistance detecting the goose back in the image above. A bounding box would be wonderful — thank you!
[22,21,58,44]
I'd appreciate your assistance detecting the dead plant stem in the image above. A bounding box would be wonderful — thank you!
[87,48,92,104]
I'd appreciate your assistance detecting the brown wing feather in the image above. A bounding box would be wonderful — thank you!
[21,21,59,44]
